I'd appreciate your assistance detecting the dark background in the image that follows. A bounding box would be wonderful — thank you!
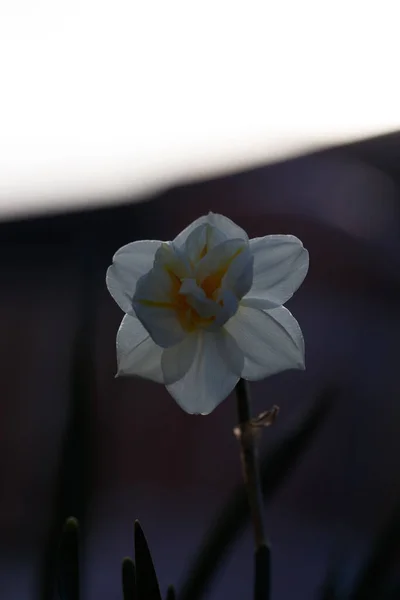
[1,132,400,599]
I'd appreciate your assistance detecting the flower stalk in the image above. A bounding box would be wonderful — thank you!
[235,378,266,549]
[235,379,275,599]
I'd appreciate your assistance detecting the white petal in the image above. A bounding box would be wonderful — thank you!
[133,263,187,347]
[244,235,309,307]
[133,302,186,348]
[216,328,244,376]
[179,280,239,329]
[166,330,242,414]
[116,314,164,382]
[239,295,278,310]
[173,216,220,250]
[206,212,248,244]
[267,306,305,357]
[184,223,207,262]
[212,289,239,328]
[182,223,220,263]
[195,238,247,284]
[225,305,305,381]
[179,279,217,318]
[134,262,176,304]
[154,242,192,278]
[173,212,248,251]
[106,240,162,314]
[161,334,198,384]
[221,245,254,300]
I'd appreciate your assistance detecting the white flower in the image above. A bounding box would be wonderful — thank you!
[106,213,309,414]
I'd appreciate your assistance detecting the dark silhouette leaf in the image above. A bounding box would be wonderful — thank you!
[134,521,162,600]
[178,387,336,600]
[57,517,80,600]
[122,557,137,600]
[254,543,271,600]
[41,242,95,600]
[166,585,177,600]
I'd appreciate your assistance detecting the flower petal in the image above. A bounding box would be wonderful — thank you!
[220,245,254,300]
[225,305,305,381]
[154,242,192,278]
[116,314,164,382]
[133,302,187,348]
[179,279,218,318]
[133,262,187,347]
[243,235,309,307]
[134,261,177,303]
[179,280,239,329]
[216,328,244,376]
[195,238,247,285]
[106,240,162,314]
[161,334,198,384]
[211,289,239,328]
[173,212,248,251]
[182,223,223,263]
[166,330,242,414]
[206,212,248,243]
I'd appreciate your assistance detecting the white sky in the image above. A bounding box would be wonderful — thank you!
[0,1,399,220]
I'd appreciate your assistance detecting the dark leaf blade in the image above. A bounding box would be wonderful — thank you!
[350,501,400,600]
[178,387,336,600]
[166,585,177,600]
[122,557,137,600]
[134,521,162,600]
[254,543,270,600]
[57,517,80,600]
[40,242,95,600]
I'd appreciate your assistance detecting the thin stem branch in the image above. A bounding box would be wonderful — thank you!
[235,379,266,550]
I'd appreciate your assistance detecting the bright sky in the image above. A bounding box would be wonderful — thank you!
[0,1,398,220]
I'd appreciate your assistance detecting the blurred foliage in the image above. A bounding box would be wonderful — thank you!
[318,497,400,600]
[349,499,400,600]
[54,384,400,600]
[54,388,334,600]
[58,518,167,600]
[166,585,177,600]
[40,241,95,600]
[57,518,80,600]
[254,544,271,600]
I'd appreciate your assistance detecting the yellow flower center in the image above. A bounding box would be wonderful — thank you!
[166,246,242,331]
[137,245,243,332]
[166,269,213,332]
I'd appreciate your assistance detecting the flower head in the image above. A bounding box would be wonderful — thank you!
[107,213,308,414]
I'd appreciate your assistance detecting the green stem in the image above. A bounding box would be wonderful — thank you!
[235,379,266,550]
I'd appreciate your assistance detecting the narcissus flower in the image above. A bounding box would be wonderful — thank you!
[107,213,308,414]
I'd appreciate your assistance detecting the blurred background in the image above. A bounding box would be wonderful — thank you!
[1,131,400,599]
[1,2,400,599]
